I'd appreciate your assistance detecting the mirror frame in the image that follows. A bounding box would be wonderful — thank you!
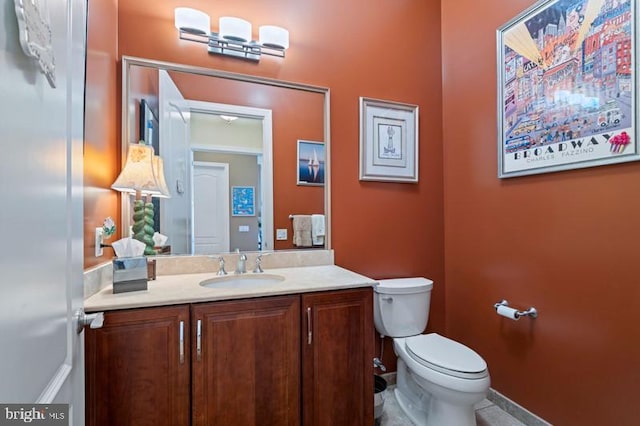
[120,56,331,253]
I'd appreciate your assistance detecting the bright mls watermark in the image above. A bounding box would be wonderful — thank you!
[0,405,67,425]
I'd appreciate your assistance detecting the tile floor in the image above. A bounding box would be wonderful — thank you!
[378,386,527,426]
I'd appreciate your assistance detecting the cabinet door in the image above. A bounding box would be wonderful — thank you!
[302,288,374,426]
[85,305,190,426]
[192,295,300,426]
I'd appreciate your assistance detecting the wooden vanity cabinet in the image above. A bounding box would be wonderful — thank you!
[85,288,373,426]
[191,295,300,426]
[302,288,374,426]
[85,305,190,426]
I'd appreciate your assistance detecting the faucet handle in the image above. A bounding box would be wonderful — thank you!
[253,254,264,273]
[216,256,227,275]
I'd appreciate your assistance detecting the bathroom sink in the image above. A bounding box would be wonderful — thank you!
[199,274,285,289]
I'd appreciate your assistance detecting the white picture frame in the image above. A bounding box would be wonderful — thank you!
[359,97,419,182]
[497,0,640,178]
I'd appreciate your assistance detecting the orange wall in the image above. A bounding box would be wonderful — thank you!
[442,1,640,425]
[128,65,159,144]
[84,0,119,268]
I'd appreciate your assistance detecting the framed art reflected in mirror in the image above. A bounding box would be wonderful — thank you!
[297,140,325,186]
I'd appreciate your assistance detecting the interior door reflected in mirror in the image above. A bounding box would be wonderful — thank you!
[121,57,330,255]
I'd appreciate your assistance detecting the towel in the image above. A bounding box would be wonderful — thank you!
[292,215,312,247]
[311,214,325,246]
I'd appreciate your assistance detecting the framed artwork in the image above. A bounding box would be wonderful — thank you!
[231,186,255,216]
[497,0,640,178]
[297,140,325,186]
[359,97,419,182]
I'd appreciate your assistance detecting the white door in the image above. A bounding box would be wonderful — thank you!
[0,0,86,423]
[192,162,230,254]
[159,70,191,254]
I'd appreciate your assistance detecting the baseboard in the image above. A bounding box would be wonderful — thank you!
[487,388,552,426]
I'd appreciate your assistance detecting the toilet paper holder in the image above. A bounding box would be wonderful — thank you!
[494,300,538,319]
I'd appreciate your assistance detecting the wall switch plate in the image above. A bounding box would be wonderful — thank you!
[95,227,104,257]
[276,229,287,240]
[239,225,250,232]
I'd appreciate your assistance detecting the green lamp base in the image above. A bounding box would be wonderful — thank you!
[132,199,156,255]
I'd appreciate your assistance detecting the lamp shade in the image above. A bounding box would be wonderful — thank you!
[175,7,210,35]
[111,143,162,196]
[219,17,252,42]
[259,25,289,49]
[152,155,171,198]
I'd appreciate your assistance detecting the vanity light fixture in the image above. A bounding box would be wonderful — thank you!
[174,7,289,62]
[111,142,170,255]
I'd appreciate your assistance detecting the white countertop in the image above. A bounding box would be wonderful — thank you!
[84,265,377,312]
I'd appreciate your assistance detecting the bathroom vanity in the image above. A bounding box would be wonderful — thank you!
[83,264,375,426]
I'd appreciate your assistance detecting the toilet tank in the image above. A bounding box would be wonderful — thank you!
[373,278,433,337]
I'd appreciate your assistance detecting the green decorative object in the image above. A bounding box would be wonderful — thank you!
[132,198,156,255]
[102,216,116,239]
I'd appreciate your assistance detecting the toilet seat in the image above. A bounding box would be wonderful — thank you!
[405,333,488,380]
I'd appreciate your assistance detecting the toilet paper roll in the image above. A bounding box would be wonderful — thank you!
[497,305,520,320]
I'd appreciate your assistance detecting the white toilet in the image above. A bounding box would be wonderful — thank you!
[373,278,490,426]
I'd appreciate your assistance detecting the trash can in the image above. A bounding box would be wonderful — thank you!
[374,375,387,426]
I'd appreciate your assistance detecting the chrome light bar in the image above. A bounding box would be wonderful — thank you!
[179,29,286,62]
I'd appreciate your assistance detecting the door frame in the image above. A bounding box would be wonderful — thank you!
[187,100,274,251]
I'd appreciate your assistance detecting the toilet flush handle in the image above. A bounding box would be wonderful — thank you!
[381,297,393,303]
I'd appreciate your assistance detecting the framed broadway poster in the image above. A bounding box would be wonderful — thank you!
[497,0,640,178]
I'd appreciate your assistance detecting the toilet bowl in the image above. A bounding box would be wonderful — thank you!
[374,278,490,426]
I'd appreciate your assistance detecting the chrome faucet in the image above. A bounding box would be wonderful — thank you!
[216,256,227,275]
[235,252,247,274]
[253,254,264,273]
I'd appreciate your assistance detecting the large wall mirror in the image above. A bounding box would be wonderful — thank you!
[121,56,330,255]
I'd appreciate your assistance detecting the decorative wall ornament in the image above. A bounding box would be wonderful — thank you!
[14,0,56,88]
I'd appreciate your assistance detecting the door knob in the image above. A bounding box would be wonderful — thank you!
[76,309,104,334]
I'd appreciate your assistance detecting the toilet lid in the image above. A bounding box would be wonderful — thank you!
[405,334,488,380]
[374,278,433,295]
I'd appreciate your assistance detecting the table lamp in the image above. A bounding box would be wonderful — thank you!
[111,142,170,255]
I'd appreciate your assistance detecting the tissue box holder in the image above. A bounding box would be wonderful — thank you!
[113,257,148,293]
